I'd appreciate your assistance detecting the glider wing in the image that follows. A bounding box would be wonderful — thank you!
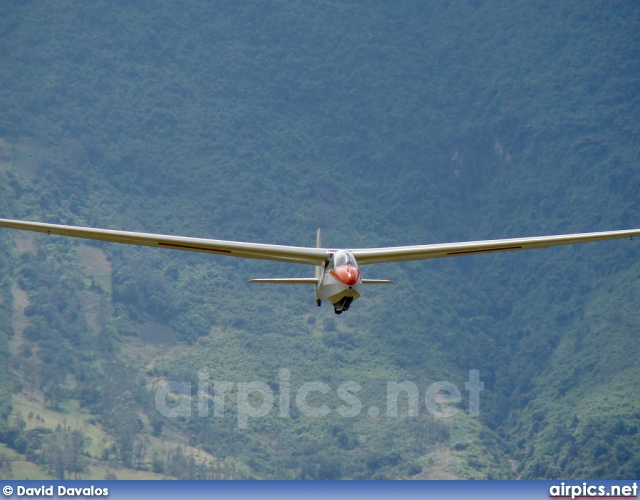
[351,230,640,265]
[0,218,326,266]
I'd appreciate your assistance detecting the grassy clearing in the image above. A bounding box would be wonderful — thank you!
[10,394,217,480]
[73,245,112,295]
[7,461,54,481]
[9,283,29,356]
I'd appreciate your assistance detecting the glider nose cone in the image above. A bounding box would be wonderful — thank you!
[331,266,361,286]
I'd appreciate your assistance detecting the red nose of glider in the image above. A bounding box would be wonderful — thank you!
[330,266,361,286]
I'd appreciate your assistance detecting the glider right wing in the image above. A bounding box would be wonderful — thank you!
[351,229,640,265]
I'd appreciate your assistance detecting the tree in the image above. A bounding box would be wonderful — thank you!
[42,425,89,479]
[133,437,148,470]
[104,391,140,467]
[12,411,26,431]
[42,373,65,409]
[0,452,13,479]
[43,428,65,479]
[65,428,90,479]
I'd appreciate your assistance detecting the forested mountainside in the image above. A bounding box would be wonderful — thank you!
[0,1,639,479]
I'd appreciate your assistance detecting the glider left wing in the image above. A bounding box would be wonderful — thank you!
[0,218,327,266]
[248,278,318,284]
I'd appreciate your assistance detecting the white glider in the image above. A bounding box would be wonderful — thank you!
[0,218,638,314]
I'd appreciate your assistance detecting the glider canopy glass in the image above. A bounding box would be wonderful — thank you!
[329,250,358,270]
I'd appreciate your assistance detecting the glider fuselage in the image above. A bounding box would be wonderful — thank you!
[315,250,362,313]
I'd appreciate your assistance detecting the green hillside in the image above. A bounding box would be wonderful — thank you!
[0,1,638,479]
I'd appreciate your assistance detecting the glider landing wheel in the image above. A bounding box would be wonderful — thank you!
[317,300,321,307]
[333,296,353,314]
[342,297,353,311]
